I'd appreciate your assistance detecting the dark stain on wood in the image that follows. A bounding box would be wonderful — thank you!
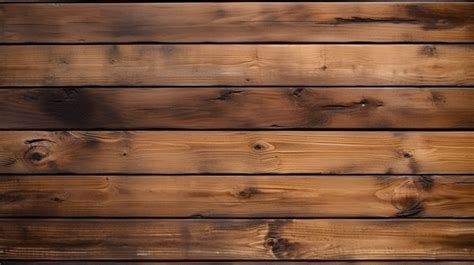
[333,16,418,25]
[212,89,244,101]
[0,191,24,203]
[37,88,122,128]
[405,5,469,30]
[418,175,434,191]
[236,187,260,199]
[408,157,420,174]
[320,98,384,112]
[390,175,436,217]
[419,45,437,57]
[265,220,299,259]
[394,202,424,217]
[24,145,50,165]
[292,87,305,98]
[253,143,265,151]
[24,139,55,145]
[51,197,65,203]
[398,151,420,174]
[430,91,447,107]
[82,137,102,150]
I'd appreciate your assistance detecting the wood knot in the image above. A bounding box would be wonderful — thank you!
[24,145,53,166]
[292,87,305,97]
[252,141,272,152]
[30,152,46,161]
[265,220,298,258]
[253,143,265,151]
[264,237,298,259]
[236,187,259,199]
[51,197,65,203]
[265,237,278,248]
[390,176,431,217]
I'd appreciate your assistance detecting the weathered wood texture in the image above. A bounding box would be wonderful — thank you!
[1,175,472,218]
[1,87,473,129]
[2,260,474,265]
[1,45,473,86]
[1,3,473,43]
[0,219,472,260]
[1,131,473,174]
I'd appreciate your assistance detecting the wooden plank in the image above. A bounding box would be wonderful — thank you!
[1,175,473,218]
[1,45,473,87]
[0,219,472,260]
[1,3,473,43]
[0,131,473,174]
[1,87,473,129]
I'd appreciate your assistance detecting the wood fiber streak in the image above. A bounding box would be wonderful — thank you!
[0,87,473,129]
[0,131,473,174]
[1,3,473,43]
[0,175,472,218]
[0,45,473,86]
[0,219,473,260]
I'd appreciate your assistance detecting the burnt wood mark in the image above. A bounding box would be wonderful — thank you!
[1,3,472,43]
[0,88,472,129]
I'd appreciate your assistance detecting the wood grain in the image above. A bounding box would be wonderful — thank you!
[1,87,473,129]
[1,3,473,43]
[1,45,473,86]
[0,131,473,174]
[0,219,472,260]
[2,261,474,265]
[1,175,472,218]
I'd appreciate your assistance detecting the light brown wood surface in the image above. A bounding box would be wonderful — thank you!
[1,131,473,174]
[1,45,473,86]
[1,175,472,218]
[0,87,473,129]
[0,219,472,260]
[1,3,473,43]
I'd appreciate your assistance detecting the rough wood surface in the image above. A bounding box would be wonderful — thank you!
[1,87,473,129]
[1,45,473,86]
[2,261,474,265]
[1,175,472,218]
[0,131,473,174]
[0,219,472,260]
[1,3,473,43]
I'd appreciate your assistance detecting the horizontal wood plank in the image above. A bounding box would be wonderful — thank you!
[1,3,473,43]
[0,131,473,174]
[0,219,472,260]
[1,175,473,218]
[1,87,473,129]
[1,45,473,86]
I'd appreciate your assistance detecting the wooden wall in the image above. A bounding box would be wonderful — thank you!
[0,2,473,264]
